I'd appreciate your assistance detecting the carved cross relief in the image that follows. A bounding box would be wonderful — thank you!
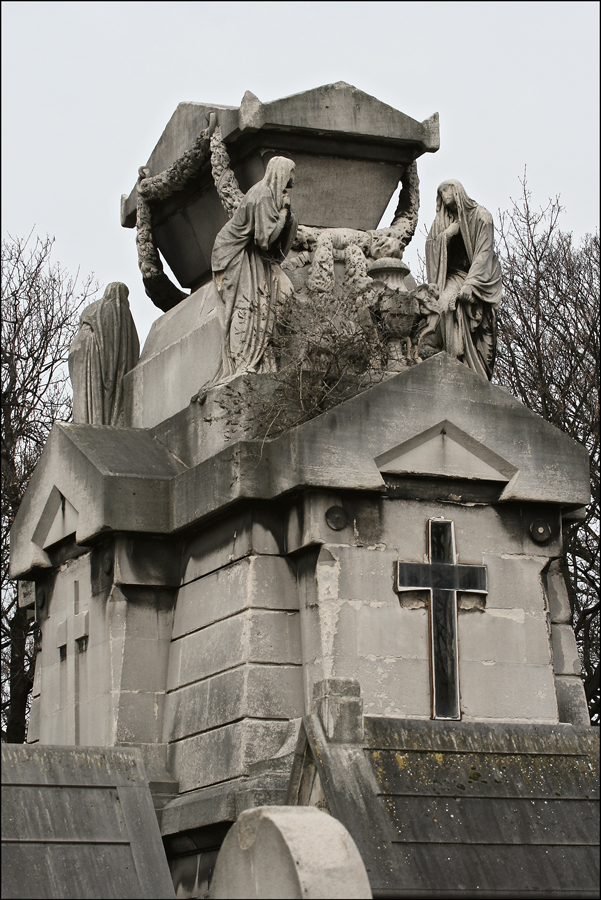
[395,519,487,719]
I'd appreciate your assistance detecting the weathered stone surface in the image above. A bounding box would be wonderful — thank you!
[122,86,438,224]
[164,664,303,742]
[125,282,220,428]
[29,554,174,756]
[173,555,297,639]
[167,609,301,691]
[286,491,351,553]
[313,678,364,744]
[181,509,284,585]
[270,354,589,507]
[11,355,590,582]
[482,553,550,610]
[294,714,599,899]
[359,600,425,657]
[459,661,558,722]
[334,545,399,602]
[555,675,590,725]
[2,745,175,899]
[552,624,582,675]
[360,658,431,719]
[10,424,184,577]
[210,806,372,899]
[459,610,551,667]
[545,558,573,623]
[382,496,559,561]
[290,491,562,722]
[114,534,181,586]
[172,719,290,792]
[8,84,597,898]
[160,779,242,837]
[116,690,165,743]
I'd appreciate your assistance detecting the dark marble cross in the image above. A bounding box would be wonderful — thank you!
[395,519,487,719]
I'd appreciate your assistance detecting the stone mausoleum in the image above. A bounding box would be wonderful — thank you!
[6,84,599,899]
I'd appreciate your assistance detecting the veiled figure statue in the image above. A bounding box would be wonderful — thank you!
[69,282,140,426]
[426,180,502,379]
[211,156,298,382]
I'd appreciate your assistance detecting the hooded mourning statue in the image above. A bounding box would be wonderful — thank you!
[211,155,298,381]
[426,180,502,379]
[68,282,140,426]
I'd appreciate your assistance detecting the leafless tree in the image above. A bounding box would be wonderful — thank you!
[1,232,97,742]
[494,178,600,724]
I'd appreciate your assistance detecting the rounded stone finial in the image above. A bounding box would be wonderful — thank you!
[210,806,372,899]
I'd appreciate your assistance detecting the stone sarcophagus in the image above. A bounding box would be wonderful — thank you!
[121,83,439,292]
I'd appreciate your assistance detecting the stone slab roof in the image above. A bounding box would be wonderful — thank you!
[298,715,600,898]
[2,745,175,900]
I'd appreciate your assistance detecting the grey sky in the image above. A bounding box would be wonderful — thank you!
[2,0,599,343]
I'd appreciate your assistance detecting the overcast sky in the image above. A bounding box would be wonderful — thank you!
[2,1,599,344]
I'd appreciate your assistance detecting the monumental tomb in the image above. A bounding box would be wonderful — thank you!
[8,84,599,899]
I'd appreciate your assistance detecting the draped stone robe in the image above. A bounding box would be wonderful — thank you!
[426,182,502,379]
[69,282,140,426]
[211,158,296,382]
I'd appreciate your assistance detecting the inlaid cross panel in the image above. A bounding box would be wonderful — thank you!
[395,519,487,719]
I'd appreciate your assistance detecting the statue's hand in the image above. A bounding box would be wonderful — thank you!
[445,222,460,240]
[282,192,291,210]
[457,283,473,303]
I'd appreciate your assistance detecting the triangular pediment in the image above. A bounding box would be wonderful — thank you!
[375,420,517,482]
[32,486,79,550]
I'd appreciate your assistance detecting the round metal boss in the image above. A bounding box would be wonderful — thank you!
[325,506,349,531]
[530,519,552,544]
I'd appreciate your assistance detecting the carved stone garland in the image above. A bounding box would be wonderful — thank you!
[135,118,216,312]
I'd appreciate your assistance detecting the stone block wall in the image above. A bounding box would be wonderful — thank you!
[294,492,564,724]
[28,487,588,798]
[164,510,303,793]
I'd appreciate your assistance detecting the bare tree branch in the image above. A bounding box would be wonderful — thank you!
[494,177,600,724]
[1,232,98,742]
